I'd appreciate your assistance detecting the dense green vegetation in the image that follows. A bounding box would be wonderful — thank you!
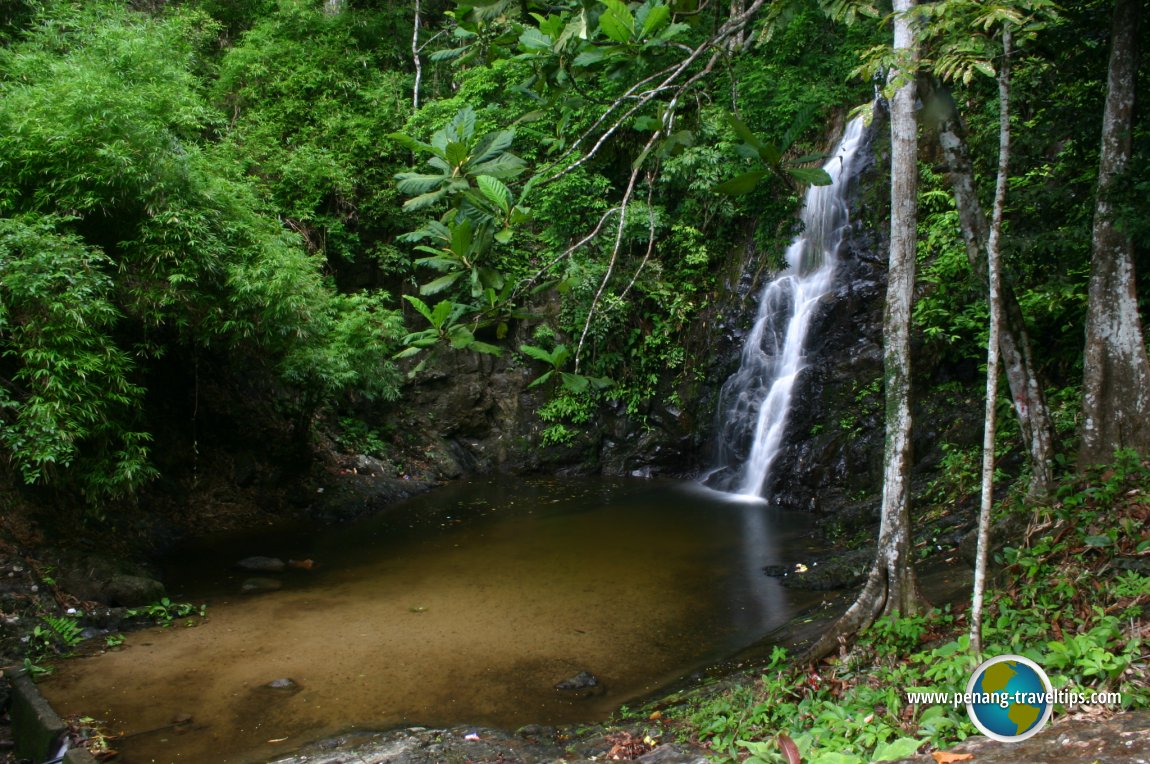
[1,0,1148,760]
[1,0,1143,507]
[0,0,886,503]
[0,1,406,501]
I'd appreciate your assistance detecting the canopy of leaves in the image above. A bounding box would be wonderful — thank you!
[0,1,403,500]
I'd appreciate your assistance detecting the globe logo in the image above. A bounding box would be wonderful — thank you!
[966,654,1054,742]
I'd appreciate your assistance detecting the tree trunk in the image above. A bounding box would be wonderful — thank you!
[923,79,1056,500]
[412,0,423,110]
[1080,0,1150,468]
[805,0,924,660]
[971,27,1012,658]
[323,0,344,14]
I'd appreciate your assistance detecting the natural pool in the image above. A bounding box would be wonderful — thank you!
[42,477,827,763]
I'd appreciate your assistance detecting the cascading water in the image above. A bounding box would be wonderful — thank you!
[705,114,869,500]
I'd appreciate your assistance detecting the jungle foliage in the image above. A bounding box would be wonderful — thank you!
[0,0,1146,511]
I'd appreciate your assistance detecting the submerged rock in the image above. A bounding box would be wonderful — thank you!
[555,671,599,691]
[237,556,286,573]
[264,678,300,693]
[555,671,605,698]
[241,577,283,594]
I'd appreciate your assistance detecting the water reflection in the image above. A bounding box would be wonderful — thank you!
[43,478,822,764]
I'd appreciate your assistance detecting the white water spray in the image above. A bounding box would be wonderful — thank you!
[706,115,869,499]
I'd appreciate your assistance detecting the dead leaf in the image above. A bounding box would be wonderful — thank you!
[778,733,801,764]
[648,710,663,721]
[932,752,973,763]
[267,737,289,744]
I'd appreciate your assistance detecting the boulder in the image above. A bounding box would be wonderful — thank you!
[555,671,605,698]
[102,574,165,607]
[237,556,286,573]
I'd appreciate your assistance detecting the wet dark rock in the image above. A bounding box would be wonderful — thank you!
[82,607,127,631]
[1113,556,1150,574]
[958,512,1028,571]
[887,710,1150,763]
[101,574,166,607]
[350,454,387,476]
[240,577,283,594]
[515,724,556,740]
[764,547,875,591]
[636,744,711,764]
[555,670,605,699]
[555,670,600,691]
[236,556,286,573]
[307,473,438,524]
[53,556,165,607]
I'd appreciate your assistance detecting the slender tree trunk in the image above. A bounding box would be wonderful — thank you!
[805,0,924,660]
[971,28,1012,658]
[924,79,1056,500]
[412,0,423,111]
[323,0,343,14]
[1080,0,1150,468]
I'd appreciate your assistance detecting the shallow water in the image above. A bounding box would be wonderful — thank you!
[42,477,824,763]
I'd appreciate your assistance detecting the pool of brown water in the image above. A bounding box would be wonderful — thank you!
[42,477,825,763]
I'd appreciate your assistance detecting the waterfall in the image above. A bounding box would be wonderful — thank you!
[705,115,869,500]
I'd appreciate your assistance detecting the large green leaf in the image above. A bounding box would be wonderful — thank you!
[786,166,833,186]
[470,340,502,356]
[396,173,448,195]
[639,3,671,38]
[470,152,527,178]
[477,175,513,213]
[715,170,770,195]
[450,220,474,258]
[599,0,635,42]
[445,141,470,169]
[401,188,450,212]
[447,325,476,349]
[520,344,557,364]
[527,369,554,388]
[429,47,467,62]
[560,372,589,393]
[871,738,923,762]
[447,107,477,143]
[403,294,435,323]
[430,298,455,328]
[388,132,433,154]
[393,345,425,359]
[518,27,552,51]
[727,113,765,152]
[573,48,611,67]
[415,255,463,272]
[477,266,505,290]
[420,271,464,295]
